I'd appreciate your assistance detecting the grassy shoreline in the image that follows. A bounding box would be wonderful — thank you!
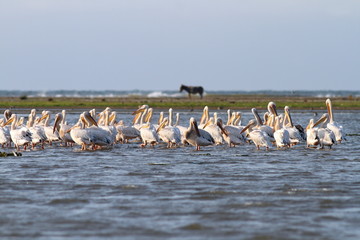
[1,94,359,110]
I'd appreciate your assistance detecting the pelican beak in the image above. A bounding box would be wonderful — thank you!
[203,120,211,129]
[313,114,328,127]
[156,119,168,133]
[38,113,49,122]
[216,120,228,137]
[109,113,116,123]
[199,106,208,124]
[53,114,62,134]
[268,102,278,116]
[132,105,148,115]
[132,108,144,116]
[84,112,98,127]
[192,119,201,137]
[132,112,141,125]
[3,117,14,127]
[66,124,78,133]
[145,109,153,123]
[240,120,255,134]
[140,124,150,130]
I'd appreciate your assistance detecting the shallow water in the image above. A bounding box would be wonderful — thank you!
[1,109,360,239]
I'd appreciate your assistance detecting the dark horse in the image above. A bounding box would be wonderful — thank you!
[179,84,204,99]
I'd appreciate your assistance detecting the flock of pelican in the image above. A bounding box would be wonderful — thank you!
[0,99,345,152]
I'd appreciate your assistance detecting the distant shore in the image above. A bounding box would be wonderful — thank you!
[0,94,359,110]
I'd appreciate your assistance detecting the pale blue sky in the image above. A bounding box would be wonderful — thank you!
[1,0,359,91]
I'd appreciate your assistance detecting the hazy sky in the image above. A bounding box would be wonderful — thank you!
[1,0,359,91]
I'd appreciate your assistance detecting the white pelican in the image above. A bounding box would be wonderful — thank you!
[139,122,160,147]
[157,117,181,148]
[226,109,232,125]
[83,112,113,149]
[305,119,319,148]
[115,120,141,143]
[38,111,61,145]
[27,110,46,149]
[185,117,214,151]
[267,101,278,117]
[53,110,74,147]
[273,116,291,148]
[326,98,345,142]
[251,108,274,139]
[283,106,304,145]
[233,112,242,126]
[132,105,150,130]
[98,109,117,144]
[0,119,11,147]
[199,106,209,128]
[68,113,93,150]
[3,109,12,122]
[3,114,32,151]
[241,119,272,150]
[174,112,188,145]
[202,117,224,145]
[313,113,336,149]
[216,118,245,147]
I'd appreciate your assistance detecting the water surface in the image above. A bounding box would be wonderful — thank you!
[1,110,359,239]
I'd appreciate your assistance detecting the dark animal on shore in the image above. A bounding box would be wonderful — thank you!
[179,84,204,99]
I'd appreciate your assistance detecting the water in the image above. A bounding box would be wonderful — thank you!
[1,89,359,98]
[1,109,360,239]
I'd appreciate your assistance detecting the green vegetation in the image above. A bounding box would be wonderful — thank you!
[0,95,359,110]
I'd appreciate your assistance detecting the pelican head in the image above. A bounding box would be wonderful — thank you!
[157,117,169,132]
[189,117,201,137]
[313,113,328,128]
[83,111,98,127]
[53,113,63,133]
[132,105,149,115]
[240,119,257,134]
[267,102,278,116]
[3,113,16,127]
[216,118,229,136]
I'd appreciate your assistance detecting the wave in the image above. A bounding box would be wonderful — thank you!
[0,90,359,98]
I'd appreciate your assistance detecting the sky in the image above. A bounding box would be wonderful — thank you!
[1,0,360,91]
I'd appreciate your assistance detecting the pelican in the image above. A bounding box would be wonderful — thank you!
[38,111,61,145]
[157,117,181,148]
[98,109,117,144]
[132,105,149,130]
[27,109,46,149]
[139,122,160,147]
[216,118,245,147]
[267,102,278,117]
[199,106,209,128]
[251,108,274,139]
[283,106,304,145]
[326,98,345,142]
[233,112,242,126]
[185,117,214,151]
[3,109,12,121]
[226,109,232,125]
[0,118,12,147]
[83,112,113,149]
[305,119,319,148]
[68,113,93,150]
[202,117,224,145]
[273,116,291,148]
[174,112,188,145]
[116,120,141,143]
[53,110,74,146]
[241,119,272,150]
[3,114,32,151]
[313,113,336,149]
